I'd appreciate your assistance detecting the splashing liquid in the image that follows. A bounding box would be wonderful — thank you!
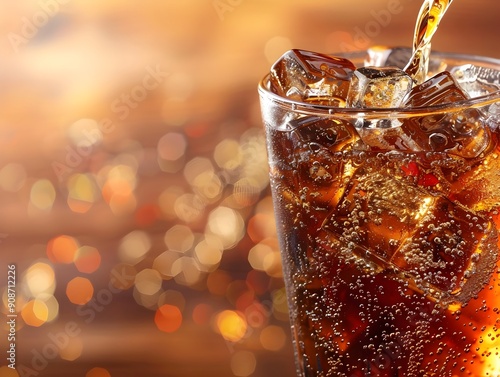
[404,0,454,83]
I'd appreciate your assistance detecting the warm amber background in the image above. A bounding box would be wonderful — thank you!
[0,1,499,377]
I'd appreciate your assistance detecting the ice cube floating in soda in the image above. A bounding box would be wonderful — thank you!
[270,48,497,159]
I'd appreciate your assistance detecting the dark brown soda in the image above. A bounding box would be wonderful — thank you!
[266,117,500,376]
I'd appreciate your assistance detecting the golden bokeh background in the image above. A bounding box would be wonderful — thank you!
[0,1,499,376]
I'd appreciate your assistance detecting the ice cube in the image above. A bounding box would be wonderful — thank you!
[289,116,361,152]
[284,116,362,211]
[472,65,500,129]
[345,66,414,143]
[356,123,423,152]
[318,163,499,306]
[394,200,496,297]
[451,64,500,97]
[321,167,427,262]
[346,66,413,108]
[365,46,413,69]
[402,71,493,159]
[486,102,500,131]
[365,45,393,67]
[366,45,446,78]
[450,149,500,213]
[270,49,356,106]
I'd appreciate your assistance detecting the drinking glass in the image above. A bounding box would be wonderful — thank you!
[258,49,500,376]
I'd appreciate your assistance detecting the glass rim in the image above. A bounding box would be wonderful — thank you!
[258,50,500,120]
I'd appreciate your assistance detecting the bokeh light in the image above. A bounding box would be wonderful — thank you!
[183,157,214,187]
[247,208,277,243]
[102,164,138,215]
[230,351,257,377]
[74,246,102,274]
[205,207,245,250]
[152,251,180,280]
[37,293,60,323]
[192,170,223,204]
[47,235,80,264]
[238,129,270,192]
[260,325,287,351]
[158,185,184,220]
[21,299,49,327]
[247,239,282,278]
[133,285,163,310]
[155,304,183,333]
[157,290,186,311]
[171,256,203,287]
[134,268,163,296]
[248,243,274,272]
[271,288,289,322]
[194,237,223,271]
[86,367,111,377]
[135,203,161,227]
[29,179,56,212]
[192,303,213,326]
[157,132,187,173]
[214,139,243,172]
[118,230,152,264]
[164,225,194,253]
[216,310,247,342]
[66,277,94,305]
[66,174,98,213]
[59,337,84,362]
[23,261,56,297]
[174,193,206,223]
[232,177,261,207]
[244,301,269,329]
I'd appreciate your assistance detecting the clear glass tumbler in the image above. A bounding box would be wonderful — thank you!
[258,49,500,376]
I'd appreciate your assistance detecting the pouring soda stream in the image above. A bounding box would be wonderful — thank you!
[404,0,454,83]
